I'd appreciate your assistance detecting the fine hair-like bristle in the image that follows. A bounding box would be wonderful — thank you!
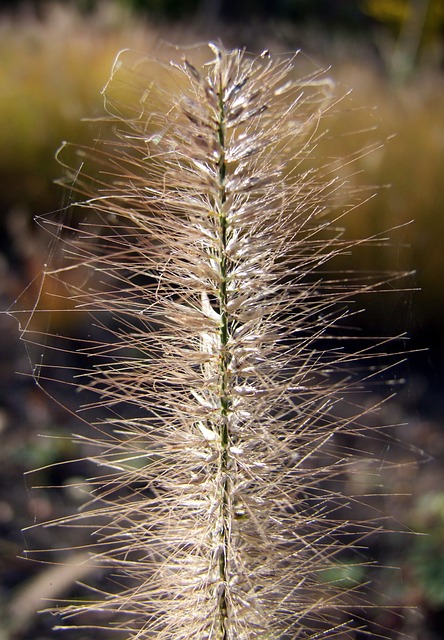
[17,44,407,639]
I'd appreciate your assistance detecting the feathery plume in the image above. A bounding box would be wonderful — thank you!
[18,44,406,639]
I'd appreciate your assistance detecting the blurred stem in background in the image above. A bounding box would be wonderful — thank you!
[393,0,433,78]
[365,0,444,80]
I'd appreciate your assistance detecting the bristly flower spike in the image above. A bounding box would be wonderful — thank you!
[20,43,404,639]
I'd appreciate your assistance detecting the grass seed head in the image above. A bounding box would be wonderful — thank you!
[17,43,407,639]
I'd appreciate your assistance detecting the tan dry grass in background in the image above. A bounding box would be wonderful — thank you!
[1,3,443,329]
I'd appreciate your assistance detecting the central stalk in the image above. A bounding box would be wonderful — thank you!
[216,72,231,640]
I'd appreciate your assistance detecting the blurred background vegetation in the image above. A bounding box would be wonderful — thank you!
[0,1,443,639]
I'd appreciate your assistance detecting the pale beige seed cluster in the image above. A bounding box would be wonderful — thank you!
[30,44,392,639]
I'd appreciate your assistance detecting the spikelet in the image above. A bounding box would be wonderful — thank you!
[18,44,404,639]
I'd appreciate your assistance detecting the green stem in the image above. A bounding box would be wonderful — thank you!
[216,73,230,640]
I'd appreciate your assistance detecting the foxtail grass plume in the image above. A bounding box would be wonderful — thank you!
[19,43,405,639]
